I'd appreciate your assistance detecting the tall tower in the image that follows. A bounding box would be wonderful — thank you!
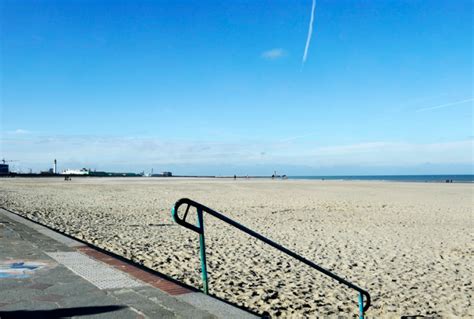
[54,159,57,174]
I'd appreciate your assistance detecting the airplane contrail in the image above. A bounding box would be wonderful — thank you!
[280,132,318,143]
[416,98,473,112]
[302,0,316,65]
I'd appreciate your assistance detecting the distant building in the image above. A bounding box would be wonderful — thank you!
[150,171,172,177]
[89,171,139,177]
[40,168,54,175]
[62,168,90,175]
[0,164,9,175]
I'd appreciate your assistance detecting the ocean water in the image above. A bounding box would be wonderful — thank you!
[289,175,474,183]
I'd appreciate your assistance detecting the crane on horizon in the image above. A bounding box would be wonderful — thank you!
[1,158,18,164]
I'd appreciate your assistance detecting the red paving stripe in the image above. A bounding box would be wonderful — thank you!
[77,246,192,295]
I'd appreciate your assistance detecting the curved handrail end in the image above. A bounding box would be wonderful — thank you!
[171,199,203,234]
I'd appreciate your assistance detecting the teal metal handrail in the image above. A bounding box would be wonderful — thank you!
[171,198,371,318]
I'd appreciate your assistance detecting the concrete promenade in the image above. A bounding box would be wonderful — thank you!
[0,208,259,319]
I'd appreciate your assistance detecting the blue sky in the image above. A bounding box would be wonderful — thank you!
[1,0,472,175]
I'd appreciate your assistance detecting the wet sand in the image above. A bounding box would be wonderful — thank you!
[0,177,472,317]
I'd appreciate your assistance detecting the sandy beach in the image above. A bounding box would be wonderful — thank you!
[0,177,472,317]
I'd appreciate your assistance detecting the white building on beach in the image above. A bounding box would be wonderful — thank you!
[62,168,90,175]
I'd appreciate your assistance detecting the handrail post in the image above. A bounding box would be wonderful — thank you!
[358,292,364,319]
[197,207,209,294]
[172,198,371,316]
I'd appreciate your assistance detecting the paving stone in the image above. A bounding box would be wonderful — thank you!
[0,278,34,290]
[27,282,53,290]
[44,281,97,297]
[0,299,58,311]
[0,284,48,302]
[33,293,65,302]
[109,289,178,318]
[0,209,258,319]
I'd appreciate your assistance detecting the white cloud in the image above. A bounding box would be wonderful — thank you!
[301,141,474,166]
[261,48,286,60]
[5,129,31,135]
[1,133,472,172]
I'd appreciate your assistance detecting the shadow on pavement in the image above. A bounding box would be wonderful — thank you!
[0,305,127,319]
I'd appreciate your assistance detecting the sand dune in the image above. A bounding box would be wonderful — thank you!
[0,178,472,317]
